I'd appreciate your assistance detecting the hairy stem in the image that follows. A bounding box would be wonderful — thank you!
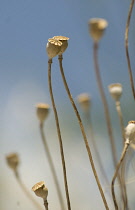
[125,0,135,100]
[58,54,109,210]
[48,58,71,210]
[39,122,65,210]
[115,101,128,210]
[111,141,129,210]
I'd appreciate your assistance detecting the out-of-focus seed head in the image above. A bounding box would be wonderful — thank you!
[125,121,135,143]
[108,83,123,101]
[46,38,62,58]
[53,36,69,55]
[77,93,91,112]
[32,181,48,200]
[36,103,50,123]
[88,18,108,42]
[6,153,19,171]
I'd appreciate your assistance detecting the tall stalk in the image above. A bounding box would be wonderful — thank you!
[85,111,110,189]
[125,0,135,100]
[58,54,109,210]
[48,58,71,210]
[111,140,130,210]
[39,122,65,210]
[93,42,117,166]
[115,101,128,209]
[115,101,125,144]
[93,42,127,208]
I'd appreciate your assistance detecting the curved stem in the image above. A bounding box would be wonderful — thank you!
[48,58,71,210]
[93,41,117,167]
[93,42,127,208]
[111,141,130,210]
[85,112,110,189]
[15,171,43,210]
[58,55,109,210]
[125,0,135,100]
[115,101,125,144]
[39,122,65,210]
[115,101,128,209]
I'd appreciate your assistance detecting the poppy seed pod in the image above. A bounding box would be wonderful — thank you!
[108,83,123,101]
[6,153,19,171]
[77,93,91,112]
[88,18,108,42]
[125,121,135,143]
[32,181,48,200]
[36,103,50,123]
[53,36,69,55]
[46,38,62,58]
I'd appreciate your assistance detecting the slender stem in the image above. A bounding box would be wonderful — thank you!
[115,101,128,209]
[111,141,130,210]
[93,42,126,209]
[48,58,71,210]
[43,199,48,210]
[125,0,135,100]
[115,101,125,144]
[93,41,117,167]
[39,122,65,210]
[85,111,110,188]
[14,171,43,210]
[58,54,109,210]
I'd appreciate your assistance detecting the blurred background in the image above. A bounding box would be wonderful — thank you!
[0,0,135,209]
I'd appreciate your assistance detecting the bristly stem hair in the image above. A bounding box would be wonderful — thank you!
[48,58,71,210]
[111,140,130,210]
[58,54,109,210]
[125,0,135,100]
[39,122,65,210]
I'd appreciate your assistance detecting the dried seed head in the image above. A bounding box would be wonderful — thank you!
[108,83,123,101]
[125,121,135,143]
[46,38,62,58]
[53,36,69,55]
[6,153,19,171]
[36,103,50,123]
[88,18,108,42]
[77,93,91,112]
[32,181,48,200]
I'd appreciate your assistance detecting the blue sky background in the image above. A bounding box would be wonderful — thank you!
[0,0,135,209]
